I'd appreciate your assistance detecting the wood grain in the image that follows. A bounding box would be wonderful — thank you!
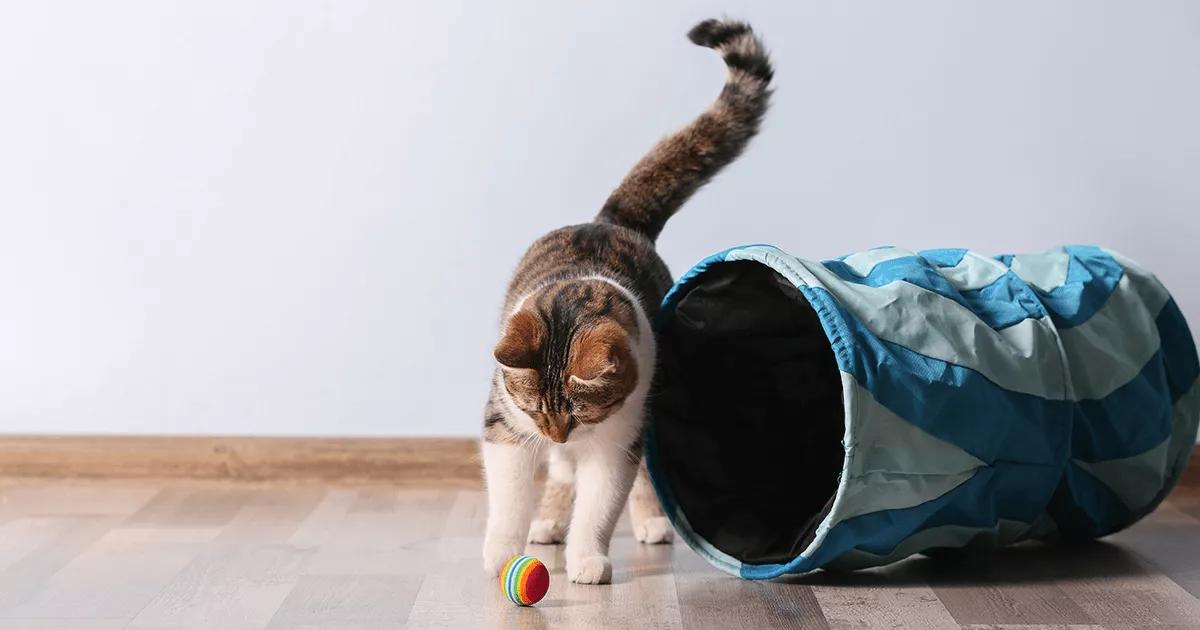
[265,574,422,629]
[0,436,481,485]
[0,460,1193,628]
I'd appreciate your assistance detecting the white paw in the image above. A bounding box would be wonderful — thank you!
[634,516,674,544]
[482,535,525,576]
[566,554,612,584]
[527,518,566,544]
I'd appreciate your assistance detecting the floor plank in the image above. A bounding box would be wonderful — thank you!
[0,518,80,574]
[214,487,326,544]
[0,527,219,621]
[127,544,311,629]
[0,516,120,611]
[125,486,255,528]
[1111,500,1200,598]
[265,574,422,629]
[809,562,959,630]
[674,548,827,629]
[301,490,454,576]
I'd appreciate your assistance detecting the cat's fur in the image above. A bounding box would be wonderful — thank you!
[482,18,773,584]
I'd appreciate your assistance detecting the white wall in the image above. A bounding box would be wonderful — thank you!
[2,1,1198,436]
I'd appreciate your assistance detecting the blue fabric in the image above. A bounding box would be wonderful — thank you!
[1159,299,1200,401]
[802,286,1071,467]
[919,248,968,268]
[821,257,1046,330]
[647,243,1200,580]
[1071,352,1174,462]
[1047,462,1136,539]
[1070,299,1198,462]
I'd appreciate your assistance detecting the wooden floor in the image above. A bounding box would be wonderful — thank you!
[1,477,1199,629]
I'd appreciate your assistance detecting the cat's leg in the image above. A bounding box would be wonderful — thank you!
[481,439,540,575]
[565,445,638,584]
[628,460,673,544]
[529,447,574,544]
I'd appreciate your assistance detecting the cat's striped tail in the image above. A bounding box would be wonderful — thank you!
[595,18,773,242]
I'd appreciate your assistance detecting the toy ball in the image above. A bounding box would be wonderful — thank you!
[500,555,550,606]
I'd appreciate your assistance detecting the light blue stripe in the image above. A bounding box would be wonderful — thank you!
[1010,247,1071,292]
[505,556,532,604]
[828,374,985,528]
[937,252,1011,291]
[1057,270,1169,400]
[839,247,915,276]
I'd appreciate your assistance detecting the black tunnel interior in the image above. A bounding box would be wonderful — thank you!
[650,261,847,565]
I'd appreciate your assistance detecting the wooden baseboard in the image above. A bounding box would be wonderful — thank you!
[0,435,1195,488]
[0,436,481,485]
[1182,456,1200,487]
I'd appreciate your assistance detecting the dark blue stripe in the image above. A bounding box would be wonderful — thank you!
[1036,245,1124,329]
[821,256,1046,330]
[741,461,1061,578]
[1071,299,1199,463]
[801,286,1072,467]
[1072,351,1173,463]
[741,470,999,578]
[1158,298,1200,401]
[1046,462,1134,540]
[959,272,1050,330]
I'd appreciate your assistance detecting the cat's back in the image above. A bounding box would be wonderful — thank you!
[504,223,672,318]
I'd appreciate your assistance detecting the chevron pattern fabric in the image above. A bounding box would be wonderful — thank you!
[646,244,1200,580]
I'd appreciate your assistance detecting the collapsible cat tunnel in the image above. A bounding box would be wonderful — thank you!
[645,244,1199,579]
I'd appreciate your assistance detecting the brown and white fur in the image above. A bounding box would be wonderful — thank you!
[482,18,773,584]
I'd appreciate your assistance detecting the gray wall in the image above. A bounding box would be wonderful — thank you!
[2,1,1198,436]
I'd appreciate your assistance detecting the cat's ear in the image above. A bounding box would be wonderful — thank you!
[493,308,545,370]
[567,322,637,392]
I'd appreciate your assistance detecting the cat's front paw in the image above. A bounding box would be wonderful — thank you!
[634,516,674,544]
[566,554,612,584]
[482,535,525,576]
[527,518,567,544]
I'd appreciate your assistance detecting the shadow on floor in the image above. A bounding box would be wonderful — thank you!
[781,539,1147,587]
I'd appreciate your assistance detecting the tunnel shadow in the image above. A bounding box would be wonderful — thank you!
[779,539,1148,587]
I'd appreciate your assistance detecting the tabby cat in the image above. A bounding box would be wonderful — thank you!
[482,18,773,584]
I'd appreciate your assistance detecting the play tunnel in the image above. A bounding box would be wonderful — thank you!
[645,244,1199,579]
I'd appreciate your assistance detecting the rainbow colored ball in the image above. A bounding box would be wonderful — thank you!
[500,555,550,606]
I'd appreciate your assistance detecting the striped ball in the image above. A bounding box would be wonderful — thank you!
[499,555,549,606]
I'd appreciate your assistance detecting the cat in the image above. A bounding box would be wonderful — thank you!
[481,18,773,585]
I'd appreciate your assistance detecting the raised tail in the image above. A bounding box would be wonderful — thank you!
[595,18,773,242]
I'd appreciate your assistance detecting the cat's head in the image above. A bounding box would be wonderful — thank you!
[493,279,641,443]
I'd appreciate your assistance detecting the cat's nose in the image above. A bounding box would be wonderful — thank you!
[545,424,569,443]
